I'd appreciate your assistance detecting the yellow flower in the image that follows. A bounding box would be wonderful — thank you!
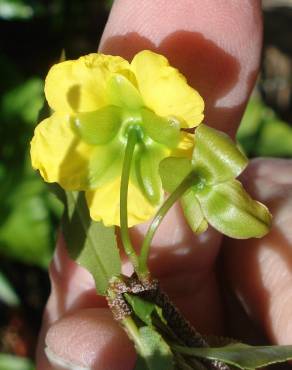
[31,50,204,226]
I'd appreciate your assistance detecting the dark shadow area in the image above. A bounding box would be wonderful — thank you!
[67,85,81,111]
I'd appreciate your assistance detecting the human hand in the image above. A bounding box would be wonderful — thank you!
[36,1,292,369]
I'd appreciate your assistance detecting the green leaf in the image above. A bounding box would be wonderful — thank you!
[88,139,124,188]
[0,270,20,306]
[124,293,156,326]
[193,125,248,184]
[174,343,292,370]
[2,78,43,124]
[62,191,121,295]
[197,180,272,239]
[181,190,208,234]
[159,157,192,193]
[0,175,54,268]
[237,99,265,139]
[0,354,34,370]
[107,74,143,109]
[73,106,122,145]
[141,108,180,148]
[137,326,174,370]
[257,118,292,157]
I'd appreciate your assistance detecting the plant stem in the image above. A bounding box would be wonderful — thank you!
[139,171,198,276]
[122,316,143,351]
[120,128,139,271]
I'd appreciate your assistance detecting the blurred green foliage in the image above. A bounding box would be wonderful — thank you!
[0,0,110,361]
[237,97,292,158]
[0,0,110,270]
[0,69,61,268]
[0,354,34,370]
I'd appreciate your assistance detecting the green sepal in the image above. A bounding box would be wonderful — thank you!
[181,190,208,234]
[173,343,292,370]
[88,139,123,188]
[197,179,272,239]
[62,190,121,295]
[134,145,164,205]
[141,108,180,148]
[193,124,248,184]
[73,105,122,145]
[159,157,193,193]
[107,73,143,109]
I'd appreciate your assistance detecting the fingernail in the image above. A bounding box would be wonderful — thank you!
[45,347,89,370]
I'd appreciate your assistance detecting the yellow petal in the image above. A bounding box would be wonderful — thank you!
[30,112,94,190]
[171,131,194,159]
[131,50,204,128]
[86,179,158,227]
[45,53,131,113]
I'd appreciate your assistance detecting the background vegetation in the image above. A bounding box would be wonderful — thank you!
[0,1,291,369]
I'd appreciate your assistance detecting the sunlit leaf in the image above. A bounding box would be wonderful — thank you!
[174,343,292,370]
[124,293,156,326]
[197,180,272,239]
[62,190,121,295]
[137,326,174,370]
[193,124,248,184]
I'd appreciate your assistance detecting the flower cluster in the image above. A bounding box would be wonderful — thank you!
[31,51,204,226]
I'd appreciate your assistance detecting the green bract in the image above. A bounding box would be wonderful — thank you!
[160,124,272,239]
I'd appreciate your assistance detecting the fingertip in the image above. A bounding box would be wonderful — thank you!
[45,308,136,370]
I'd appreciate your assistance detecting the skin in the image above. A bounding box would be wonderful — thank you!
[36,1,292,369]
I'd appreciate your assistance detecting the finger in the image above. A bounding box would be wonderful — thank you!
[36,236,136,369]
[42,309,136,370]
[100,0,262,137]
[223,159,292,345]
